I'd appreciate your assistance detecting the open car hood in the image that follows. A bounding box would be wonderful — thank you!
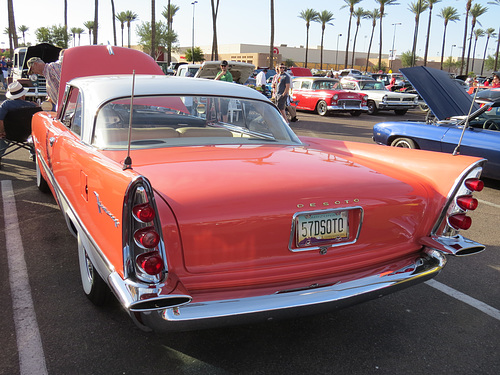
[23,43,61,70]
[195,61,255,84]
[400,66,479,121]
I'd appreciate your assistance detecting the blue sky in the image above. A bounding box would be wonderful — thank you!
[1,0,498,60]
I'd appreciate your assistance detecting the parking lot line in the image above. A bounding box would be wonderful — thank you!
[426,279,500,321]
[2,180,48,375]
[478,198,500,209]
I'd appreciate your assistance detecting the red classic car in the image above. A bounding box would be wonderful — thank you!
[32,46,486,332]
[291,77,368,116]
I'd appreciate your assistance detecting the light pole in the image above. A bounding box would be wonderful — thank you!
[336,34,342,69]
[449,44,456,72]
[390,23,402,71]
[191,1,198,64]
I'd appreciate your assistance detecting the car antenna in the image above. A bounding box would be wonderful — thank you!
[123,70,136,170]
[453,87,480,156]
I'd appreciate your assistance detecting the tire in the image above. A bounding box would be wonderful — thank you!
[316,100,328,116]
[394,109,408,115]
[350,111,362,117]
[390,137,417,149]
[367,101,378,115]
[35,155,51,193]
[78,234,109,306]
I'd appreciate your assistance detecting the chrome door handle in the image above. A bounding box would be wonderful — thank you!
[49,137,56,147]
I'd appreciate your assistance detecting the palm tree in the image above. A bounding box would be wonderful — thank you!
[7,0,18,53]
[465,3,488,74]
[438,6,460,71]
[70,27,78,47]
[124,11,139,48]
[341,0,362,69]
[298,9,319,68]
[375,0,399,72]
[471,28,485,72]
[83,21,94,45]
[64,0,68,48]
[481,27,496,75]
[422,0,441,66]
[488,0,500,71]
[210,0,221,61]
[75,27,85,46]
[314,10,334,70]
[116,12,128,47]
[351,8,367,68]
[18,25,28,45]
[409,0,428,67]
[162,2,180,64]
[459,1,473,75]
[93,0,99,45]
[151,0,156,59]
[110,0,117,45]
[270,0,275,70]
[364,9,381,72]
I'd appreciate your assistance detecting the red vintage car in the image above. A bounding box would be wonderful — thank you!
[32,46,486,332]
[291,77,368,116]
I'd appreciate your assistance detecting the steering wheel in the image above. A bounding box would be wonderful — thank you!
[483,119,500,131]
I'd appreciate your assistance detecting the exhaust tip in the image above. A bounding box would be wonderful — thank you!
[130,295,192,312]
[454,246,485,256]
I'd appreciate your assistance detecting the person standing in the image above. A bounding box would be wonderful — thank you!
[491,72,500,88]
[27,55,62,108]
[0,56,7,89]
[275,64,290,122]
[255,68,268,96]
[214,60,233,82]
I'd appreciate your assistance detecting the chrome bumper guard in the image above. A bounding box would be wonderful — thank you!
[134,248,448,332]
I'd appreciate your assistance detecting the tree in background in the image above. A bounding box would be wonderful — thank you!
[400,50,419,68]
[93,0,99,45]
[136,21,169,60]
[110,0,117,45]
[438,6,460,71]
[341,0,362,69]
[298,8,319,68]
[35,25,69,48]
[18,25,28,46]
[162,2,180,64]
[116,12,128,47]
[364,8,381,72]
[422,0,441,66]
[465,3,488,73]
[481,28,497,75]
[125,11,139,48]
[184,47,205,63]
[83,21,94,45]
[151,0,156,59]
[210,0,220,61]
[460,0,473,75]
[64,0,68,48]
[488,0,500,71]
[351,7,367,68]
[409,0,428,67]
[471,28,485,72]
[269,0,275,70]
[375,0,398,72]
[314,10,334,70]
[7,0,18,54]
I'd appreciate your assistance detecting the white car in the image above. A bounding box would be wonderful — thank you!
[341,77,418,115]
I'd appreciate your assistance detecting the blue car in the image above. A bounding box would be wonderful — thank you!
[373,67,500,180]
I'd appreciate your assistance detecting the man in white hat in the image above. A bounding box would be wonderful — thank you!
[0,81,39,163]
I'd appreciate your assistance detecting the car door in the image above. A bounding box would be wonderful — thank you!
[440,125,500,179]
[297,80,313,110]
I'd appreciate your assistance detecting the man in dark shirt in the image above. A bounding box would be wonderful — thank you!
[276,64,290,122]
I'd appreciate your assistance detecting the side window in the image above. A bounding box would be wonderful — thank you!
[61,87,83,137]
[301,81,311,89]
[292,80,301,90]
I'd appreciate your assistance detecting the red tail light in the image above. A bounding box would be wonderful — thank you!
[133,203,156,222]
[137,251,164,275]
[456,195,478,211]
[465,178,484,192]
[134,227,160,248]
[449,214,472,230]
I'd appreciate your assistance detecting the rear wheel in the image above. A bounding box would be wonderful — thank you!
[394,109,408,115]
[35,155,50,193]
[367,101,378,115]
[316,100,328,116]
[390,137,417,149]
[78,234,109,306]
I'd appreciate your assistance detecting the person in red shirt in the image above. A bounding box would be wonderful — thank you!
[491,73,500,88]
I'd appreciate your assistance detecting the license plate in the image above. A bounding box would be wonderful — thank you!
[296,211,349,247]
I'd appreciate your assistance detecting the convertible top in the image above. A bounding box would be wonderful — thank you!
[400,66,479,121]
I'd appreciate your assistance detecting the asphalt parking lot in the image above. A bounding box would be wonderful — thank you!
[1,109,499,375]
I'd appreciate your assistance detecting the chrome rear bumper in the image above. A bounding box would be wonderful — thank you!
[137,248,447,332]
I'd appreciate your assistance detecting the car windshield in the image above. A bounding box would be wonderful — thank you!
[312,80,341,90]
[465,103,500,127]
[92,95,301,149]
[359,81,386,90]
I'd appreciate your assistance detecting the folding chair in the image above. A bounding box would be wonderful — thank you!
[0,106,42,165]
